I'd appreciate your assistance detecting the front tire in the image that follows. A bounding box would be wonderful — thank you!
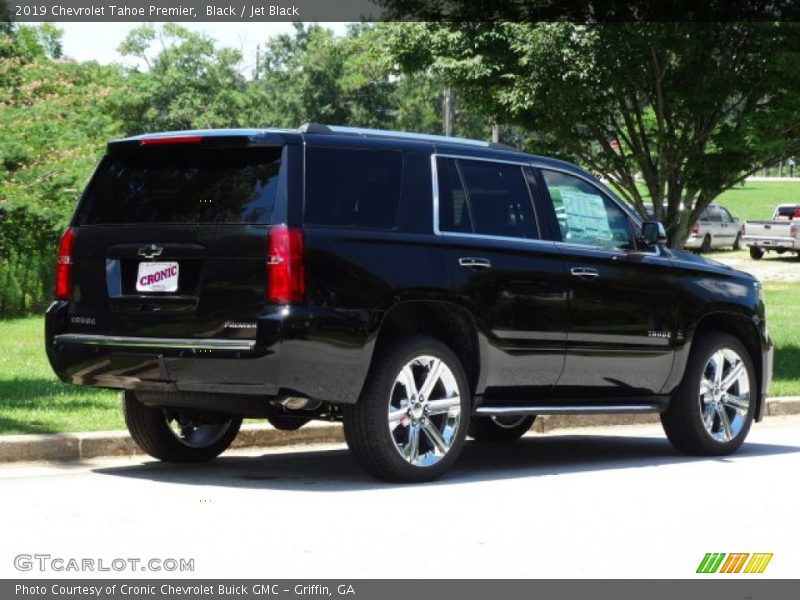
[123,391,241,462]
[661,332,756,456]
[343,335,470,483]
[469,415,536,443]
[749,246,764,260]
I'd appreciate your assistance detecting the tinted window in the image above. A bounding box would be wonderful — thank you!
[79,147,282,225]
[541,170,633,250]
[305,147,402,229]
[719,207,734,222]
[775,205,800,219]
[437,158,472,233]
[707,206,723,222]
[458,160,538,239]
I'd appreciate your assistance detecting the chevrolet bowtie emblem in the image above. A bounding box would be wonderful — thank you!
[137,244,164,259]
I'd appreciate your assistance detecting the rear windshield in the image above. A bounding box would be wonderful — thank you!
[77,146,283,225]
[775,206,800,219]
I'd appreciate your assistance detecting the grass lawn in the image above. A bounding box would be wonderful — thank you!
[0,317,123,434]
[617,179,800,222]
[1,281,798,435]
[763,281,800,398]
[715,181,800,222]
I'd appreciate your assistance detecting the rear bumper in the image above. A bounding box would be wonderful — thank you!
[683,235,703,249]
[45,301,374,409]
[743,236,798,251]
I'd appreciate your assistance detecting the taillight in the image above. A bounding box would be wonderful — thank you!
[791,222,798,238]
[55,228,75,300]
[266,225,304,304]
[691,222,699,235]
[793,207,800,219]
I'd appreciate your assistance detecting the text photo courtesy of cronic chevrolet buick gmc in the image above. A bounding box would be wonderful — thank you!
[45,124,773,482]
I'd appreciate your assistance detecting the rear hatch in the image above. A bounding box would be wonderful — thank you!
[68,138,289,340]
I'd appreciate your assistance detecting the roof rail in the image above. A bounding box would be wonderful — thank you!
[297,123,520,153]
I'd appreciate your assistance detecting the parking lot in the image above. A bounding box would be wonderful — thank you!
[2,416,799,579]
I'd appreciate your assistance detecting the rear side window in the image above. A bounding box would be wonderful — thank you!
[78,147,283,225]
[304,147,403,229]
[437,157,538,239]
[437,158,472,233]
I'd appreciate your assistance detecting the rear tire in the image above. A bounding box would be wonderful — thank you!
[661,332,756,456]
[123,391,241,462]
[749,246,764,260]
[700,235,712,253]
[733,233,742,251]
[343,335,470,483]
[469,415,536,443]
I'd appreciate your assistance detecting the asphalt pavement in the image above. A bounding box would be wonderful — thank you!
[2,416,799,579]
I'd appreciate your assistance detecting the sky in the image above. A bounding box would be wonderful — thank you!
[54,21,350,72]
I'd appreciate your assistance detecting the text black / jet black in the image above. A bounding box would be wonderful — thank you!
[45,124,773,482]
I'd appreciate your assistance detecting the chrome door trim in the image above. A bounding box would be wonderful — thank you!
[475,404,664,416]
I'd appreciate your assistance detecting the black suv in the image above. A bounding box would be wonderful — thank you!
[46,124,773,482]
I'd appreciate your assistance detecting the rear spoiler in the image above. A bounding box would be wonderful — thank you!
[107,131,298,154]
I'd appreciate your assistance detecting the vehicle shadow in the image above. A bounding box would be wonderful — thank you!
[93,433,800,492]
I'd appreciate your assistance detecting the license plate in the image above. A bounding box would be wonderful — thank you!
[136,262,179,293]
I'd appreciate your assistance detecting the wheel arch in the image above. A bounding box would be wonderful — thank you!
[362,301,482,404]
[675,311,765,419]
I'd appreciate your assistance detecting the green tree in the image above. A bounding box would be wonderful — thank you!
[387,22,800,246]
[117,24,249,132]
[0,22,126,316]
[248,23,394,128]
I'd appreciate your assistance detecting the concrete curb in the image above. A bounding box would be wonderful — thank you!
[1,397,798,464]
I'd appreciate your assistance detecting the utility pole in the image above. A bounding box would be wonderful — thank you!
[491,121,500,143]
[254,44,260,80]
[443,85,454,137]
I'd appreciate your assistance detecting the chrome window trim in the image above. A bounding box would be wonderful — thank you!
[54,334,255,352]
[430,153,549,247]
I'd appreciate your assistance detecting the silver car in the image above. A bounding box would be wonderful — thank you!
[642,203,741,252]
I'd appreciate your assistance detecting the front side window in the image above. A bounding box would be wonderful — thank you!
[707,206,723,222]
[437,157,538,239]
[540,169,633,250]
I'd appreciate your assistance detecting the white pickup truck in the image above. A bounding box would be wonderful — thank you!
[742,204,800,259]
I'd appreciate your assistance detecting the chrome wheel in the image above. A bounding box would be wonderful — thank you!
[165,412,234,448]
[699,348,751,443]
[387,355,462,467]
[490,415,529,429]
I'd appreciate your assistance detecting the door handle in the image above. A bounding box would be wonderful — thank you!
[458,257,492,269]
[570,267,599,280]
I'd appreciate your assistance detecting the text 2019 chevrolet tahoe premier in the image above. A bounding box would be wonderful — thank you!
[45,124,774,482]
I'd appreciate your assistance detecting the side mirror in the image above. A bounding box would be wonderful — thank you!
[640,221,667,247]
